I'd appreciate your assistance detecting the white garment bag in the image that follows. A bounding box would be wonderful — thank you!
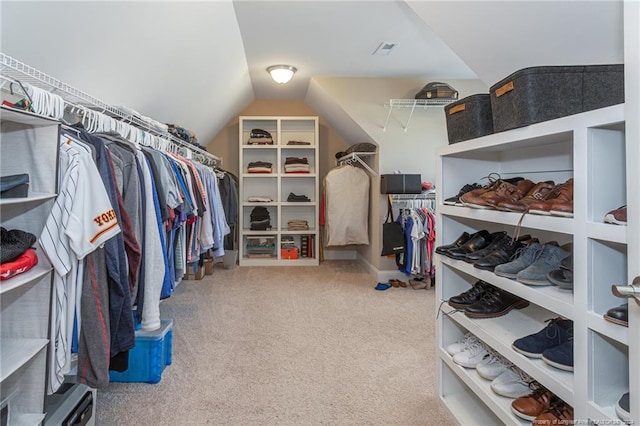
[324,165,370,246]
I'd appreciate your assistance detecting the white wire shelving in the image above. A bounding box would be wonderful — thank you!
[383,98,456,132]
[0,52,221,166]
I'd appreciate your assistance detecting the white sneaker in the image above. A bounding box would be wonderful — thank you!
[452,340,489,368]
[490,366,532,398]
[446,333,477,356]
[476,351,511,380]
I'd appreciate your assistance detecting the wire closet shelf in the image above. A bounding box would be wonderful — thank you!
[0,52,221,166]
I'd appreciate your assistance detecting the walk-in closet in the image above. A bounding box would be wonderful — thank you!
[0,1,637,425]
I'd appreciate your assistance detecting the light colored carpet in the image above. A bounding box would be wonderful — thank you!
[96,261,455,425]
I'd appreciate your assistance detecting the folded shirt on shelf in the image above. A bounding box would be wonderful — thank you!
[247,137,273,145]
[287,140,311,146]
[287,192,310,202]
[1,227,37,264]
[284,165,310,174]
[247,161,273,173]
[247,196,273,203]
[287,220,309,231]
[284,157,309,165]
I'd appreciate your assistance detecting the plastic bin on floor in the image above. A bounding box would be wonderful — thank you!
[109,319,173,384]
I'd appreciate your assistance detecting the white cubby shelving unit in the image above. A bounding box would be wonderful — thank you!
[436,103,638,424]
[0,106,58,425]
[238,116,319,266]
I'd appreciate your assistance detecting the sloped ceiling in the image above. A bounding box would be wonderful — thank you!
[406,0,624,86]
[0,1,626,151]
[0,1,253,145]
[233,0,477,99]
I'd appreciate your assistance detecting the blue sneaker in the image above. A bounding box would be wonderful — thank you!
[542,340,574,371]
[512,318,573,358]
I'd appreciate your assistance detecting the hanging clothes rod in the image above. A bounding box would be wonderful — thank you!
[0,52,222,166]
[390,192,435,200]
[336,152,377,176]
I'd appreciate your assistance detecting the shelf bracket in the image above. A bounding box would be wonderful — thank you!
[336,152,377,176]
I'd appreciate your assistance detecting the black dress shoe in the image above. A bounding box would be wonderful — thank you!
[463,231,508,263]
[435,231,470,255]
[473,237,534,271]
[604,303,628,327]
[464,287,530,318]
[447,230,492,260]
[448,280,493,309]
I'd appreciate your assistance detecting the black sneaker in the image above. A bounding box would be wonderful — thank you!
[444,183,483,206]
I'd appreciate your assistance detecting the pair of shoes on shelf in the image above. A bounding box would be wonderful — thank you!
[511,381,560,421]
[547,249,574,289]
[466,233,537,272]
[443,183,483,206]
[447,334,489,368]
[604,303,628,327]
[436,230,493,258]
[512,385,574,425]
[450,177,574,217]
[447,281,530,319]
[446,333,532,398]
[494,242,572,286]
[490,365,533,398]
[604,205,627,225]
[475,349,511,380]
[460,176,533,210]
[512,318,574,371]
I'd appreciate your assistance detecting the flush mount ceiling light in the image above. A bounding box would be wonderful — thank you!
[267,65,297,84]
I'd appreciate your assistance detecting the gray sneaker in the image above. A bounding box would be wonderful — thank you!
[516,243,571,286]
[494,242,544,279]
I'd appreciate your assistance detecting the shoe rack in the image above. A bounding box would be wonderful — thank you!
[435,100,638,424]
[238,116,319,266]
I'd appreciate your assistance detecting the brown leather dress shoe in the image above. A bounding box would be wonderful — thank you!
[511,383,557,421]
[528,178,573,216]
[497,180,555,212]
[533,400,574,425]
[485,179,535,208]
[461,178,523,209]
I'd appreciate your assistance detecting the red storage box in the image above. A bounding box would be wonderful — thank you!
[281,248,299,259]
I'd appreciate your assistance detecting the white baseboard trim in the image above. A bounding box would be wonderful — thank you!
[355,252,410,283]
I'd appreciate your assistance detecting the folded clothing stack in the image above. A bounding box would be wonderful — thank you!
[250,206,272,230]
[1,227,38,280]
[287,140,311,146]
[287,220,309,231]
[287,192,310,202]
[248,128,273,145]
[247,161,273,173]
[284,157,309,174]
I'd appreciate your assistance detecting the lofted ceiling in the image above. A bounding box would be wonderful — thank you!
[0,1,624,148]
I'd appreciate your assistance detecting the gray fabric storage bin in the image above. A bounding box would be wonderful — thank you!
[490,66,584,132]
[444,94,493,144]
[380,174,422,194]
[583,64,624,111]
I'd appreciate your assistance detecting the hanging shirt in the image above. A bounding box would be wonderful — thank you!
[40,136,121,394]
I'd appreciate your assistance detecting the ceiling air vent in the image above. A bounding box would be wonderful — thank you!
[373,42,398,56]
